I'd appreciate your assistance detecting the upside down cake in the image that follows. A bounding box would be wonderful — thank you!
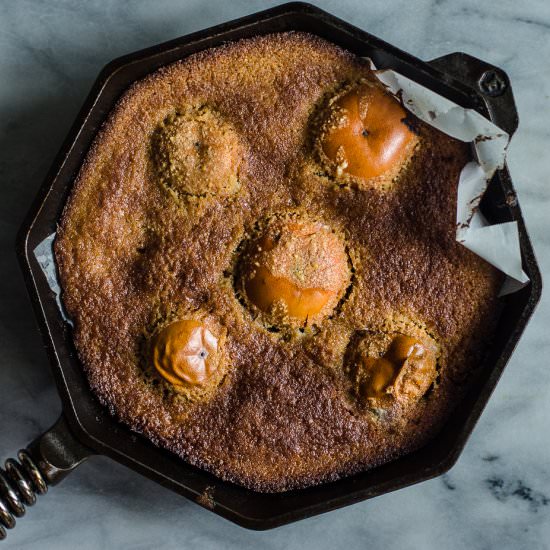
[55,32,502,492]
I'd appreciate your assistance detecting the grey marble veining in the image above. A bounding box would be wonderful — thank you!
[1,0,549,548]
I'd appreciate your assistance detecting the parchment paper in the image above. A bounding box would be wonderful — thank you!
[373,66,529,293]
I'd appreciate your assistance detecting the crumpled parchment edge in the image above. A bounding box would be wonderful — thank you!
[372,63,529,294]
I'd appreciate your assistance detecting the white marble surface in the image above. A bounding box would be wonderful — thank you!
[0,0,549,548]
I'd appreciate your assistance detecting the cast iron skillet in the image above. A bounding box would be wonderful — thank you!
[0,1,541,541]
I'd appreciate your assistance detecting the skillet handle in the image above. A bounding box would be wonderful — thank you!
[0,415,93,541]
[426,52,518,137]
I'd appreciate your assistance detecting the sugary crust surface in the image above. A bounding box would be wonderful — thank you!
[55,32,502,492]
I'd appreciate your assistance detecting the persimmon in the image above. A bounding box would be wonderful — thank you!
[350,333,437,405]
[242,218,350,326]
[152,320,221,387]
[153,107,242,196]
[319,82,415,179]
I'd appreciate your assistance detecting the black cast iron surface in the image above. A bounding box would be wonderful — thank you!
[4,0,541,537]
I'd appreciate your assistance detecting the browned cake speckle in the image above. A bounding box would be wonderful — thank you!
[54,32,502,492]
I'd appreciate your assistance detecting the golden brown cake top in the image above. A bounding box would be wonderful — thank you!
[55,32,502,492]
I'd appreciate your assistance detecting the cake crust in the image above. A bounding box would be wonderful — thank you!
[55,32,502,492]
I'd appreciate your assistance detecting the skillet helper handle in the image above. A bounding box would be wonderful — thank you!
[0,415,92,541]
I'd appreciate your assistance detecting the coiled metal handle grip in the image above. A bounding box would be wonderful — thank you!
[0,416,92,541]
[0,451,48,540]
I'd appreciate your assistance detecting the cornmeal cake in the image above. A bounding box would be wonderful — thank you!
[55,32,502,492]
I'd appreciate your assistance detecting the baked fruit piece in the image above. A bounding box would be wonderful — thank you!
[316,79,418,186]
[236,213,351,329]
[345,329,438,409]
[152,106,243,197]
[149,317,227,401]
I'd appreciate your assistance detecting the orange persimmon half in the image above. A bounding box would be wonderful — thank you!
[243,219,349,325]
[152,320,220,387]
[320,82,415,179]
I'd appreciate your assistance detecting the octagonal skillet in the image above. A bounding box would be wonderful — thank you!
[1,1,541,540]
